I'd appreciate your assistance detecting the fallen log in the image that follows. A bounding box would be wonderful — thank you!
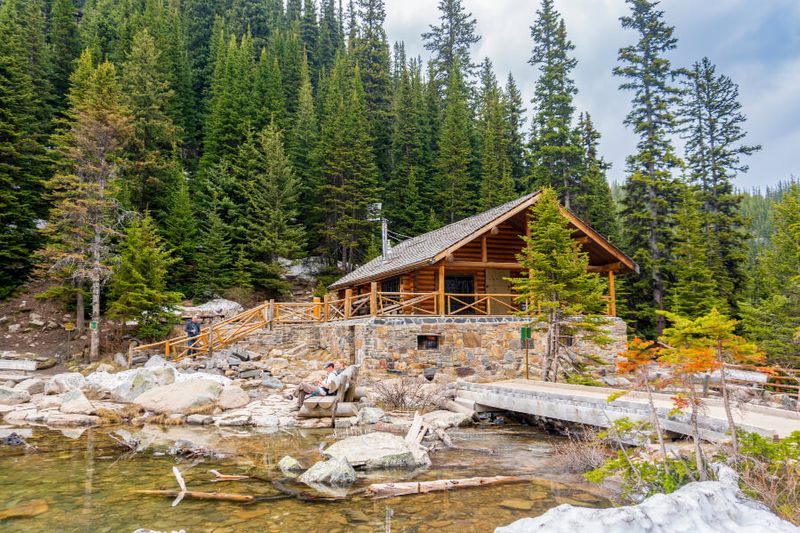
[373,421,408,435]
[366,475,530,499]
[133,489,255,503]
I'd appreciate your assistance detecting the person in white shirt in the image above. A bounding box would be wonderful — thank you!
[292,362,337,409]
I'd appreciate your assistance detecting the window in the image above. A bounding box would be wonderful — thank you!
[417,335,440,350]
[381,277,401,293]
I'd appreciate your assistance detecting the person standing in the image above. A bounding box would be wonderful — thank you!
[185,315,201,355]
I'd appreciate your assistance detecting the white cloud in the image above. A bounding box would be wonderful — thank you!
[383,0,800,188]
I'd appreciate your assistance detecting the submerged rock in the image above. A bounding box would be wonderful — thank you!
[133,379,223,414]
[278,455,304,475]
[299,457,356,487]
[323,432,430,469]
[496,466,797,533]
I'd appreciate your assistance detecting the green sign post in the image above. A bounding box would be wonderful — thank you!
[90,321,97,330]
[520,326,533,379]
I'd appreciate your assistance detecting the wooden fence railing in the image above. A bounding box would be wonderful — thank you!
[725,364,800,407]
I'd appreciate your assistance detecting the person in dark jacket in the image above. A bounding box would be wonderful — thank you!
[185,315,201,355]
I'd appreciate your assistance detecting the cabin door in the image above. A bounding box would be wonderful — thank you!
[485,269,512,314]
[445,275,474,314]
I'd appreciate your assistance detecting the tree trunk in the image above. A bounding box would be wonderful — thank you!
[689,390,705,481]
[76,289,85,335]
[643,367,669,474]
[717,342,739,461]
[90,276,100,362]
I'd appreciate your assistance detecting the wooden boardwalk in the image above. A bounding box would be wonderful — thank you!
[456,379,800,441]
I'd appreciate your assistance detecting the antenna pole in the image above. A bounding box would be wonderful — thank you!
[381,218,389,261]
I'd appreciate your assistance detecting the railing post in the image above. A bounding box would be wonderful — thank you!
[313,297,321,320]
[438,263,446,316]
[370,282,378,317]
[268,299,275,330]
[344,288,353,319]
[323,293,330,322]
[607,270,616,317]
[165,339,170,359]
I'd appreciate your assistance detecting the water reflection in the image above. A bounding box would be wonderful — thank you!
[0,424,610,532]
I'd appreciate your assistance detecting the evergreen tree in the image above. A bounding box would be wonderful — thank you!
[509,188,607,381]
[38,52,133,360]
[434,62,473,222]
[109,213,181,339]
[121,28,181,218]
[503,73,527,191]
[301,0,318,70]
[316,0,342,74]
[479,88,515,209]
[668,191,722,317]
[194,194,232,299]
[422,0,480,87]
[354,0,392,175]
[0,0,48,297]
[679,57,761,312]
[614,0,684,336]
[526,0,584,210]
[161,176,196,295]
[254,48,286,129]
[576,112,619,239]
[49,0,81,111]
[183,0,219,104]
[317,57,380,270]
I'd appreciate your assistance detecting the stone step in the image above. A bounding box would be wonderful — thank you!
[0,373,36,384]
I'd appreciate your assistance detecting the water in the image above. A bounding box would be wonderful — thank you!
[0,424,610,532]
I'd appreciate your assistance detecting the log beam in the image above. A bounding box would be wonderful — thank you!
[438,263,445,315]
[586,262,623,273]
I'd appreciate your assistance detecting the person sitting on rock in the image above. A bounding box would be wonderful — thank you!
[293,362,337,409]
[334,360,347,375]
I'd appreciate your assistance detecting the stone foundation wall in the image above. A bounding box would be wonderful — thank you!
[316,316,627,380]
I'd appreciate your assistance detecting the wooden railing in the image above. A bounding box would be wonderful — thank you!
[726,364,800,407]
[445,293,522,316]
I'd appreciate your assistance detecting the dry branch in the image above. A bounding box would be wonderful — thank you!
[133,489,255,503]
[366,475,530,499]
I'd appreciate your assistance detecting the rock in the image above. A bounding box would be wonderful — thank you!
[357,406,385,425]
[214,413,250,426]
[144,355,168,368]
[0,386,30,405]
[496,465,797,533]
[44,372,86,395]
[179,298,244,318]
[217,385,250,410]
[323,432,430,469]
[8,323,20,333]
[299,457,356,487]
[133,379,224,414]
[186,414,213,425]
[28,313,45,327]
[174,371,231,387]
[261,375,283,389]
[265,357,289,369]
[251,414,280,427]
[113,352,128,368]
[60,390,95,415]
[237,369,262,380]
[95,363,115,373]
[422,410,473,429]
[278,455,303,475]
[86,368,161,402]
[601,376,632,387]
[14,378,44,395]
[45,413,99,427]
[499,499,535,511]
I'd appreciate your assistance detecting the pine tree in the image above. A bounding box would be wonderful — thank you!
[183,0,219,104]
[301,0,318,70]
[38,51,133,360]
[434,62,473,222]
[161,175,196,295]
[49,0,81,112]
[679,57,761,312]
[318,57,380,270]
[576,112,619,239]
[422,0,480,87]
[526,0,584,210]
[194,194,232,299]
[479,88,515,209]
[614,0,684,336]
[509,188,607,381]
[668,191,722,318]
[254,48,286,129]
[121,28,181,218]
[316,0,342,74]
[503,73,527,191]
[109,213,181,339]
[0,0,48,297]
[354,0,392,175]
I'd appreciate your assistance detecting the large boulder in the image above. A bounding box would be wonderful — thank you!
[14,378,45,395]
[86,368,160,402]
[133,379,223,414]
[60,390,95,415]
[0,386,30,405]
[299,457,356,487]
[45,413,99,427]
[422,410,473,430]
[323,432,430,469]
[44,373,86,395]
[495,466,797,533]
[217,385,250,410]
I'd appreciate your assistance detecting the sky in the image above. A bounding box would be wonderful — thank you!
[383,0,800,190]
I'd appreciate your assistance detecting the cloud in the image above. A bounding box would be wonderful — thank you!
[383,0,800,188]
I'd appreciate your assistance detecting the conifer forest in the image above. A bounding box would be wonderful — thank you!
[1,0,798,365]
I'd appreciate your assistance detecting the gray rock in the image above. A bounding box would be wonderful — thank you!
[45,413,99,427]
[323,432,430,469]
[238,369,262,380]
[144,355,167,368]
[214,413,250,426]
[14,378,45,395]
[601,375,632,387]
[261,375,283,389]
[251,414,280,427]
[217,385,250,410]
[265,357,289,369]
[29,313,45,327]
[8,324,20,333]
[186,414,213,425]
[422,410,473,429]
[357,406,385,425]
[44,372,86,395]
[227,357,242,367]
[113,352,128,368]
[133,379,224,414]
[0,386,30,405]
[299,457,356,487]
[95,363,115,373]
[86,368,166,403]
[278,455,303,475]
[60,390,95,415]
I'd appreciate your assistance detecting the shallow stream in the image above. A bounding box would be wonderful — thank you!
[0,424,609,532]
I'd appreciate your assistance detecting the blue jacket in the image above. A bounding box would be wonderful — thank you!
[185,320,201,338]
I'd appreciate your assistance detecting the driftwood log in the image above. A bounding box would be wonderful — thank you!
[366,475,530,499]
[133,489,256,503]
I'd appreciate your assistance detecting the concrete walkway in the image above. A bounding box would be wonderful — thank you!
[456,379,800,441]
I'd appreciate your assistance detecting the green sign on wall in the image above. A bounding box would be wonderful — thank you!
[90,321,98,330]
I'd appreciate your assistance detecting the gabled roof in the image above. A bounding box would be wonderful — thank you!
[328,192,637,290]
